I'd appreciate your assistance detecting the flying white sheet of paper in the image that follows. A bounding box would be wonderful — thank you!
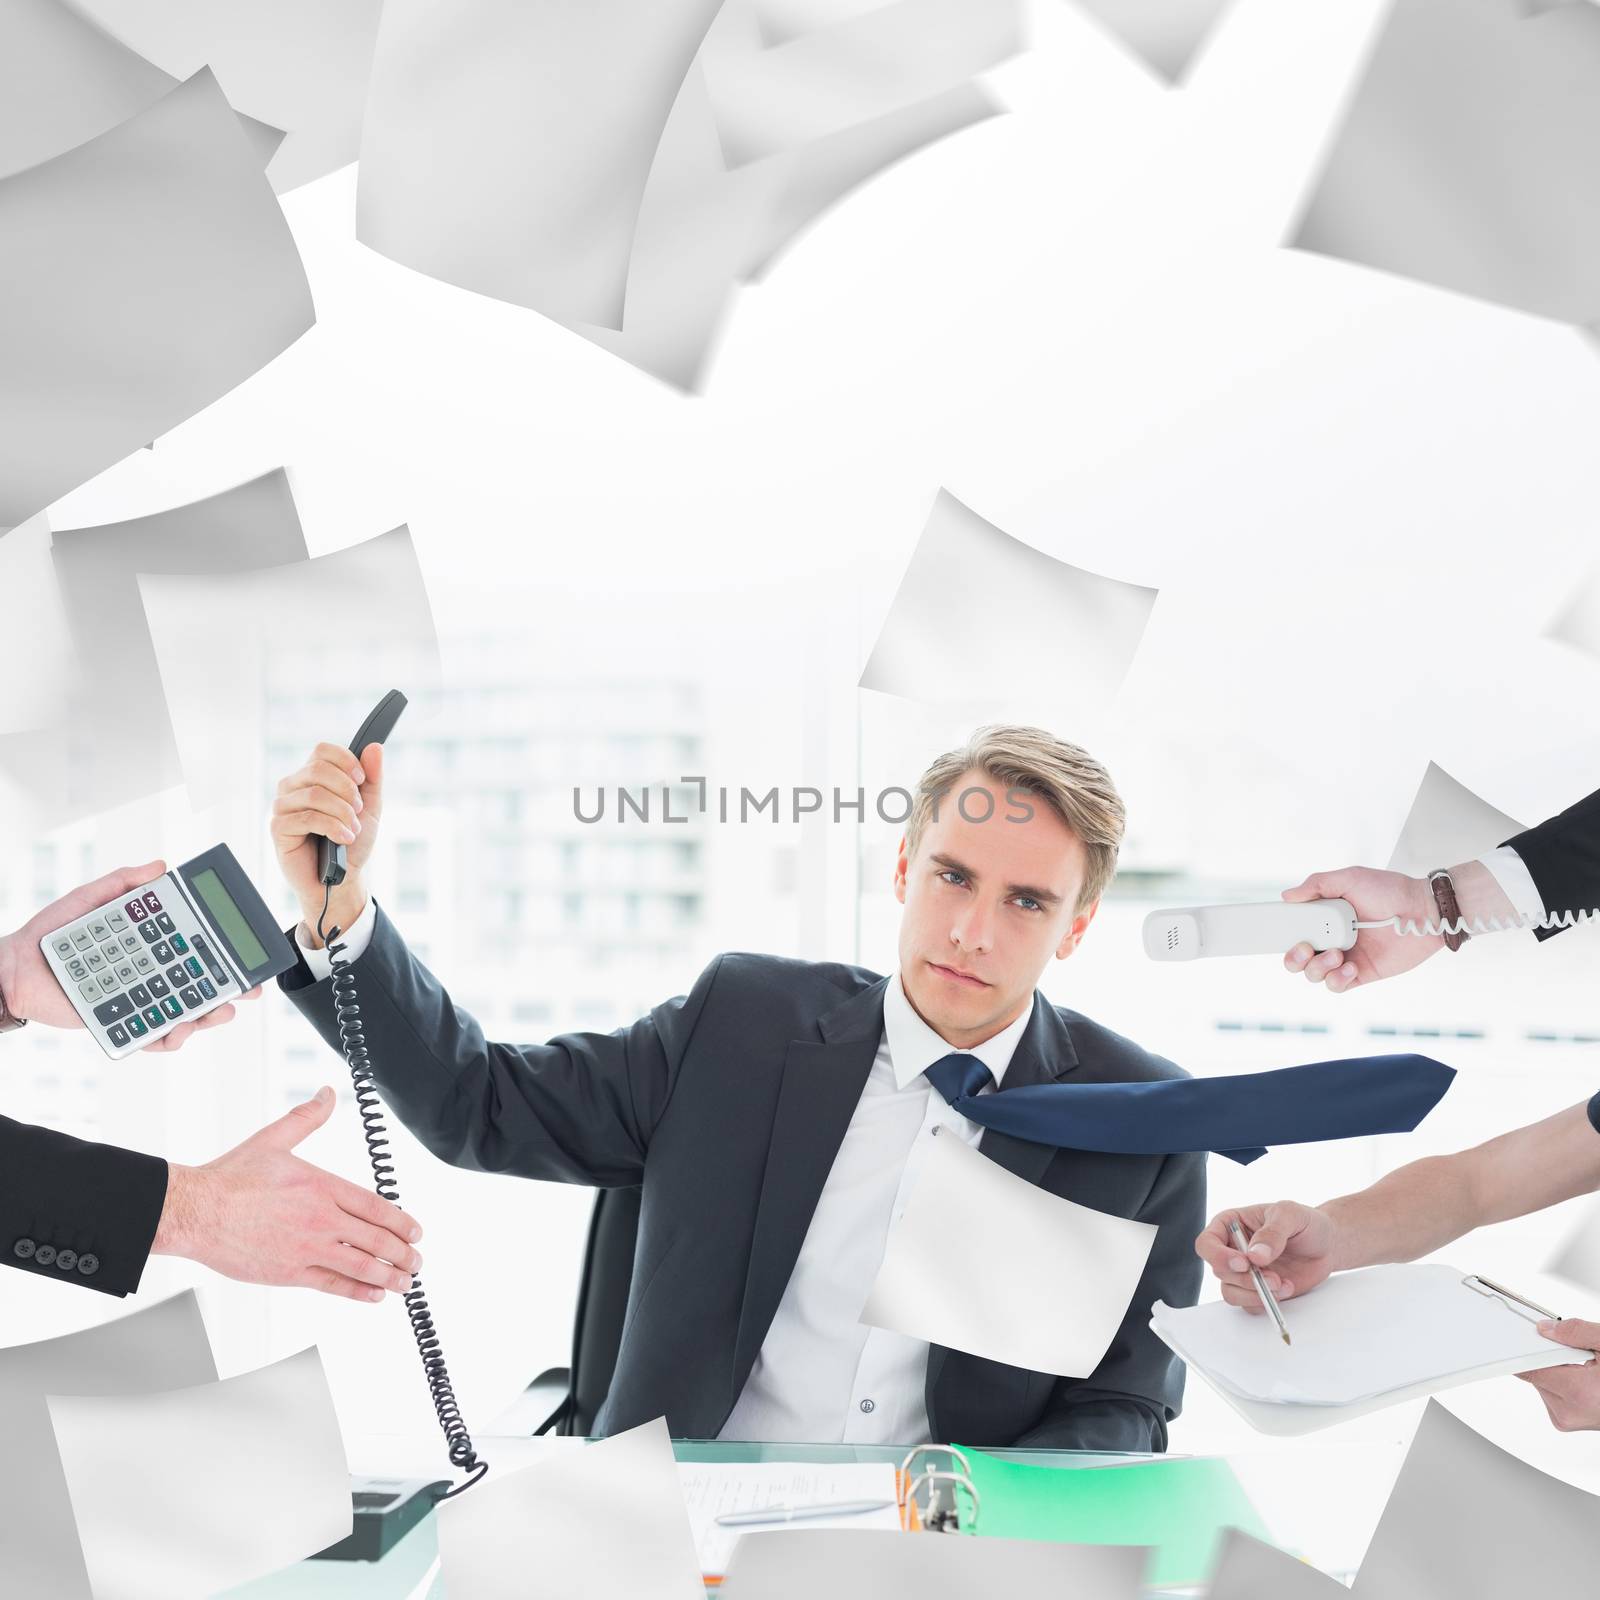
[1350,1400,1600,1596]
[39,470,310,818]
[1544,563,1600,662]
[1070,0,1235,83]
[0,68,314,530]
[860,1133,1157,1376]
[679,1462,902,1578]
[704,0,1023,167]
[0,0,282,180]
[1151,1264,1589,1438]
[137,525,441,810]
[0,514,75,735]
[1205,1528,1346,1598]
[859,489,1158,710]
[753,0,896,46]
[48,1346,350,1600]
[0,1292,217,1600]
[1386,762,1525,878]
[720,1527,1149,1598]
[358,0,725,330]
[742,80,1003,281]
[436,1417,703,1600]
[1546,1195,1600,1295]
[574,56,771,391]
[1289,0,1600,327]
[68,0,381,193]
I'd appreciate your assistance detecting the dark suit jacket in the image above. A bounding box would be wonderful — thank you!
[279,901,1206,1450]
[1503,787,1600,941]
[0,1115,167,1295]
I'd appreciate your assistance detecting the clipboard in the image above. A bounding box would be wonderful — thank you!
[1150,1262,1592,1438]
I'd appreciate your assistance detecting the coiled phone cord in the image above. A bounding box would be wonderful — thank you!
[320,883,488,1498]
[1356,907,1600,939]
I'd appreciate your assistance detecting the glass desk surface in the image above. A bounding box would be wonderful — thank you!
[224,1432,1400,1597]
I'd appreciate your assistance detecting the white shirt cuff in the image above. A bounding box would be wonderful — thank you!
[296,894,377,981]
[1476,845,1546,925]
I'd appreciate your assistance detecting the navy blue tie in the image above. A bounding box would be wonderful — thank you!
[922,1052,1455,1165]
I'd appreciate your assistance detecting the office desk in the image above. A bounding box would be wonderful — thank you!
[225,1434,1401,1596]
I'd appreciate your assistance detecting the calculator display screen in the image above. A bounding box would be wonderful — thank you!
[191,868,270,970]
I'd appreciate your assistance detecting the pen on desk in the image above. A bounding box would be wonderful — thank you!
[1228,1215,1292,1346]
[714,1498,897,1528]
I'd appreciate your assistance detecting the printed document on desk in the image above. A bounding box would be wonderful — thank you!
[679,1461,901,1579]
[1152,1262,1592,1436]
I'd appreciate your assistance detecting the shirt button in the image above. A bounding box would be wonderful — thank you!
[34,1244,57,1266]
[859,1399,875,1414]
[13,1237,35,1260]
[931,1126,942,1137]
[77,1254,100,1276]
[55,1248,78,1271]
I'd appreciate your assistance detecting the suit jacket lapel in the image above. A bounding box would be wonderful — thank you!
[731,976,889,1401]
[927,991,1080,1417]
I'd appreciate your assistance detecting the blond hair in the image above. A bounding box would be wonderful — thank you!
[905,725,1125,910]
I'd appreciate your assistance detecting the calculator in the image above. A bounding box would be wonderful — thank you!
[39,843,297,1059]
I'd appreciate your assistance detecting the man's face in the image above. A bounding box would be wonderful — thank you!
[893,770,1097,1049]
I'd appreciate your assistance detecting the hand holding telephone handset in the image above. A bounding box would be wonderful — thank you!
[308,690,488,1498]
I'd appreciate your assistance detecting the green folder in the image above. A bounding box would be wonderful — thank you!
[956,1447,1272,1590]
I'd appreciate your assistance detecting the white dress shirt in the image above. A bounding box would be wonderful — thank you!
[1478,844,1546,925]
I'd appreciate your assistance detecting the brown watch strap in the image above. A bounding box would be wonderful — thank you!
[1428,869,1470,952]
[0,973,26,1032]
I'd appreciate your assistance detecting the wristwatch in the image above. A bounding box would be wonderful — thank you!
[0,970,26,1032]
[1427,868,1470,952]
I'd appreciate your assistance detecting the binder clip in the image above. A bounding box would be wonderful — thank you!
[898,1445,981,1535]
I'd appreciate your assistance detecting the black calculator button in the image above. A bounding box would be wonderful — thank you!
[165,965,187,988]
[147,976,170,998]
[151,940,172,962]
[143,891,163,913]
[106,1025,129,1048]
[142,1007,163,1029]
[139,922,161,944]
[126,1014,147,1038]
[130,984,151,1007]
[171,933,189,954]
[197,977,217,1001]
[184,956,203,979]
[156,913,176,935]
[179,986,203,1010]
[160,997,182,1020]
[92,994,134,1025]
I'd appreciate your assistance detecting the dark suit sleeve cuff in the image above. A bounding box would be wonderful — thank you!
[1588,1090,1600,1138]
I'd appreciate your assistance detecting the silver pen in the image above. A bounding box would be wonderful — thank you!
[714,1498,897,1527]
[1228,1215,1292,1346]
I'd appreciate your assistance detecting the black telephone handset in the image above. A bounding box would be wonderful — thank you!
[316,688,408,890]
[309,691,487,1503]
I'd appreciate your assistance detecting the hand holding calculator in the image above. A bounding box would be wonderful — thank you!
[37,844,297,1059]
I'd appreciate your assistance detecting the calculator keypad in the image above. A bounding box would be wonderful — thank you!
[44,876,243,1058]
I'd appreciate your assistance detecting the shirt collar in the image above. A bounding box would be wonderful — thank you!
[883,968,1033,1093]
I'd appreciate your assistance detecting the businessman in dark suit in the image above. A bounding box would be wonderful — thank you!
[1,862,424,1301]
[270,725,1206,1451]
[1200,784,1600,1432]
